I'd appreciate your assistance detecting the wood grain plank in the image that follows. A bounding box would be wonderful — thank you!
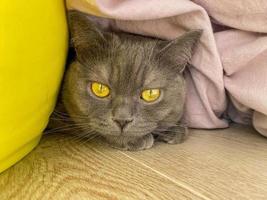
[122,124,267,200]
[0,133,202,200]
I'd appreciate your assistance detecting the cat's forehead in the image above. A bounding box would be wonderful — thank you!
[82,34,174,91]
[86,56,168,92]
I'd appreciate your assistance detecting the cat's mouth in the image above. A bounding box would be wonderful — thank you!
[112,118,133,134]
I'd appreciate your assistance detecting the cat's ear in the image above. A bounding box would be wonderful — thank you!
[68,10,109,62]
[157,30,202,73]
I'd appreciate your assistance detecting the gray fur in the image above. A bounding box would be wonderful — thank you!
[52,11,201,151]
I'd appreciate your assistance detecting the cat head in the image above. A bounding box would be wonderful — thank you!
[63,11,201,137]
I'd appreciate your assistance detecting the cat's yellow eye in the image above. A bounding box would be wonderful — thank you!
[91,82,110,98]
[141,89,161,102]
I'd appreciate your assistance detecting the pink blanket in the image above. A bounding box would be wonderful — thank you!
[67,0,267,136]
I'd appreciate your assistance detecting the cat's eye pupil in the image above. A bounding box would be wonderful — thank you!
[91,82,110,98]
[141,89,160,103]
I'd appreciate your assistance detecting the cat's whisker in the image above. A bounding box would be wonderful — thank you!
[45,121,93,134]
[71,133,97,143]
[45,124,79,131]
[49,117,74,122]
[69,129,99,143]
[79,134,101,145]
[53,110,90,120]
[44,128,80,134]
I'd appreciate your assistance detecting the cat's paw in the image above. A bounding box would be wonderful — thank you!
[126,134,154,151]
[155,126,188,144]
[105,134,154,151]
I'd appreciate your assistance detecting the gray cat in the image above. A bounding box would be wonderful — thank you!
[49,11,201,151]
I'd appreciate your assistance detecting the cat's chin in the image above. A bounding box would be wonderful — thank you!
[104,134,154,151]
[99,130,150,138]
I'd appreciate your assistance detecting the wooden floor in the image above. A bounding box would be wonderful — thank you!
[1,124,267,200]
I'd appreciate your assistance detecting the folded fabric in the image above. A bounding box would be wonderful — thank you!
[216,30,267,136]
[194,0,267,136]
[67,0,267,136]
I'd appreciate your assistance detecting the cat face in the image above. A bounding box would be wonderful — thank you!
[63,11,201,137]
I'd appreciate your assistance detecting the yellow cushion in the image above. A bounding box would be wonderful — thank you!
[0,0,68,172]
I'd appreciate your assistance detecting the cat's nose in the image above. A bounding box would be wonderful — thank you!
[113,118,133,130]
